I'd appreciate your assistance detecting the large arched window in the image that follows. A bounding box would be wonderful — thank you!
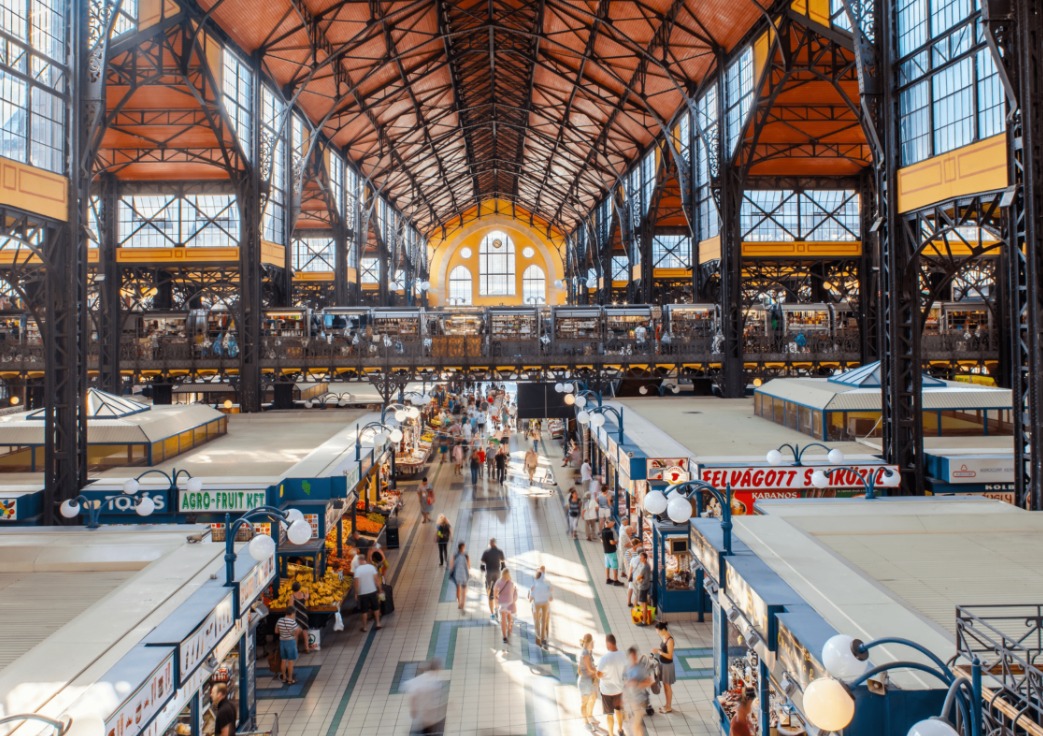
[448,266,473,305]
[522,265,546,304]
[479,230,515,296]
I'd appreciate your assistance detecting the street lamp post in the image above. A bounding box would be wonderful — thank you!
[766,442,846,467]
[642,479,734,555]
[58,474,175,527]
[575,405,625,444]
[803,634,983,736]
[222,506,313,586]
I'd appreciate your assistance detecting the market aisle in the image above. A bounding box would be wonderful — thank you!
[262,428,720,736]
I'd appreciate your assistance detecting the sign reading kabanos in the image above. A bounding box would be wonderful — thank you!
[178,489,268,513]
[699,465,901,491]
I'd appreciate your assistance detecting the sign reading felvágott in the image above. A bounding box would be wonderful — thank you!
[699,464,901,491]
[179,489,267,513]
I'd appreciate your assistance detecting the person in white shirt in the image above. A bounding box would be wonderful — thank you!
[589,474,603,501]
[527,566,553,648]
[580,460,593,484]
[635,323,647,345]
[402,658,446,735]
[583,493,600,541]
[354,560,383,632]
[596,634,628,735]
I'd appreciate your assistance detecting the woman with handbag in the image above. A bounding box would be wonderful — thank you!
[435,515,452,566]
[450,542,469,612]
[653,622,676,713]
[577,633,599,728]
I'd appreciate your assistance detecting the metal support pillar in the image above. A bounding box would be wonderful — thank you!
[236,56,264,413]
[717,164,744,398]
[984,0,1043,509]
[97,173,121,394]
[858,170,879,362]
[333,219,349,305]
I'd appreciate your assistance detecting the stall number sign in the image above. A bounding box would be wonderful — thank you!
[105,654,175,736]
[179,593,234,683]
[178,489,267,513]
[699,465,901,491]
[0,498,16,521]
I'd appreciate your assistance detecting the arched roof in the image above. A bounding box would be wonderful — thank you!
[196,0,774,233]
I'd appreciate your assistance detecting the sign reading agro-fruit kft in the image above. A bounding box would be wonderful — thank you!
[178,489,268,513]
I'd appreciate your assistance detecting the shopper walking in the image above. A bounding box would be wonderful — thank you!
[580,458,592,484]
[596,634,628,736]
[601,518,622,586]
[583,492,600,541]
[290,581,312,653]
[729,693,755,736]
[452,441,464,475]
[435,514,452,566]
[354,557,384,632]
[211,682,237,736]
[469,447,482,487]
[492,568,518,645]
[624,647,654,736]
[632,551,654,624]
[528,566,553,648]
[566,488,581,539]
[653,622,676,713]
[495,444,508,485]
[450,542,469,612]
[403,658,447,735]
[577,633,599,729]
[417,476,433,523]
[480,538,506,619]
[528,422,541,452]
[524,446,539,485]
[276,610,300,685]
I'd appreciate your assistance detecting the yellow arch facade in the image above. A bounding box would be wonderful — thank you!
[426,201,567,307]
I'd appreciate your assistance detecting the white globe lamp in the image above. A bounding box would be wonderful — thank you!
[802,677,855,732]
[285,508,304,524]
[639,386,648,395]
[643,490,668,515]
[576,411,591,424]
[59,499,81,518]
[389,428,404,443]
[766,449,784,466]
[186,476,203,493]
[122,478,139,495]
[407,406,421,420]
[667,495,693,524]
[304,400,313,409]
[811,469,831,489]
[563,383,574,394]
[827,448,846,465]
[821,635,869,680]
[907,718,960,736]
[564,394,575,406]
[554,382,564,393]
[395,409,407,422]
[248,533,276,560]
[574,395,587,408]
[287,518,313,545]
[135,496,156,517]
[591,413,606,428]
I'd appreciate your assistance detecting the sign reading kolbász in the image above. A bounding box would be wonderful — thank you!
[178,489,268,513]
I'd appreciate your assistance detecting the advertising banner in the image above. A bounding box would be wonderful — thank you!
[698,465,900,492]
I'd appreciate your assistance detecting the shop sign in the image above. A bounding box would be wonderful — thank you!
[82,490,169,514]
[691,527,721,583]
[729,489,862,515]
[237,552,276,614]
[699,464,901,491]
[178,489,267,513]
[105,653,175,736]
[325,502,345,535]
[647,458,689,482]
[776,620,827,691]
[343,465,361,491]
[303,513,320,540]
[724,565,770,634]
[937,456,1015,484]
[141,660,209,736]
[0,498,17,521]
[179,593,234,683]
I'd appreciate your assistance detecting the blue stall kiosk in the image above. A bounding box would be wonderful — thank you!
[687,496,1031,736]
[0,485,44,524]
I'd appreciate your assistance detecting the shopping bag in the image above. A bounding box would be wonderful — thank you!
[333,611,345,632]
[307,629,321,652]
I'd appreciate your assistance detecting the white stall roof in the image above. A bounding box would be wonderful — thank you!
[735,497,1041,689]
[758,374,1011,412]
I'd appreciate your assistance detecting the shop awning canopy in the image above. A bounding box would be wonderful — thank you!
[827,361,946,389]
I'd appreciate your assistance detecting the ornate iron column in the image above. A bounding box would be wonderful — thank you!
[97,172,121,394]
[984,0,1043,510]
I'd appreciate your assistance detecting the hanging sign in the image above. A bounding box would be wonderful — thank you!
[699,465,900,492]
[105,654,175,736]
[238,552,276,614]
[179,593,235,682]
[178,489,268,513]
[647,458,689,482]
[0,498,17,521]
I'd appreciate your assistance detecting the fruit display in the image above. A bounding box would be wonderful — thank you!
[355,514,385,536]
[269,567,353,612]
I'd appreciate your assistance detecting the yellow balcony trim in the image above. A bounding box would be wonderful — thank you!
[897,135,1008,213]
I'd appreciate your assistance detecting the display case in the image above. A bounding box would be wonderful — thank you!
[664,304,717,337]
[322,307,370,332]
[263,308,312,338]
[552,306,602,355]
[371,308,423,337]
[652,519,701,614]
[436,308,486,336]
[603,305,654,346]
[781,304,831,333]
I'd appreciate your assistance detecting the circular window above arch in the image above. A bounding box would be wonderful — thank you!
[460,247,473,259]
[493,238,503,249]
[522,246,535,258]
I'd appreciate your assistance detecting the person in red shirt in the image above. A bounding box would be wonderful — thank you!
[476,445,487,479]
[729,692,755,736]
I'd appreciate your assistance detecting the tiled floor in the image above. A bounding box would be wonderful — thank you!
[259,433,722,735]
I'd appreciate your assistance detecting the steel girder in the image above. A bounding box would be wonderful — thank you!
[983,0,1043,511]
[96,173,121,393]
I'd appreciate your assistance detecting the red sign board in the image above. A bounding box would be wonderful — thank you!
[698,465,901,492]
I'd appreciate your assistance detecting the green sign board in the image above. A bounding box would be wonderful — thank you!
[178,489,268,513]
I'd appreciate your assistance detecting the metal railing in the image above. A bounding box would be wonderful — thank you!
[956,604,1043,735]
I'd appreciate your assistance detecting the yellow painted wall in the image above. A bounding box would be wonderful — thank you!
[427,201,567,306]
[897,135,1008,213]
[0,157,68,222]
